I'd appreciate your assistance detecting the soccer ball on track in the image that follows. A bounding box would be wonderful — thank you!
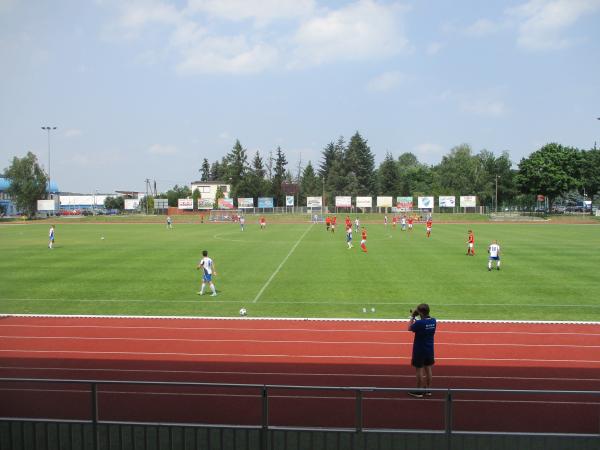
[239,308,247,316]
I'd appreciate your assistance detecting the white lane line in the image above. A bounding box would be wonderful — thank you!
[2,313,599,325]
[253,224,313,303]
[1,324,599,338]
[1,366,599,383]
[1,335,599,349]
[0,349,599,364]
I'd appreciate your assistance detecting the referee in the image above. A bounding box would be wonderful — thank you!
[407,303,437,398]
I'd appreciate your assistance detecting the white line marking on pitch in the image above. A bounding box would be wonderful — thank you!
[1,335,599,349]
[253,224,312,303]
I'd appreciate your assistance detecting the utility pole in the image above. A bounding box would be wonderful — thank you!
[145,178,150,215]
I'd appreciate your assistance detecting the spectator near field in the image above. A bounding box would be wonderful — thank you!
[259,216,266,229]
[166,216,173,229]
[48,225,55,249]
[426,217,432,238]
[360,227,368,253]
[467,230,475,256]
[488,240,501,271]
[408,303,437,398]
[197,250,217,296]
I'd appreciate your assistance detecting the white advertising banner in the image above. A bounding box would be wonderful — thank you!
[377,196,393,207]
[197,198,213,209]
[286,195,294,207]
[439,196,456,207]
[460,196,477,208]
[237,198,254,208]
[178,198,193,210]
[37,199,58,211]
[418,196,434,209]
[307,196,322,208]
[355,196,372,208]
[335,196,352,207]
[124,199,140,210]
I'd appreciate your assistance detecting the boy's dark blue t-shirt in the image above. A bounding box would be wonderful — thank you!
[410,317,436,357]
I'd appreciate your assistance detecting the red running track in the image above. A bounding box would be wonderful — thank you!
[0,316,599,434]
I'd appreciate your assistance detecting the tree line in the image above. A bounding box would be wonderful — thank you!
[197,132,599,210]
[3,136,599,217]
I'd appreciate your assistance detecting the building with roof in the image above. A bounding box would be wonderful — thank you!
[189,180,230,200]
[0,177,59,216]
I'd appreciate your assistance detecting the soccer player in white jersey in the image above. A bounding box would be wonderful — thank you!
[48,225,55,249]
[197,250,217,296]
[354,217,360,233]
[239,215,245,231]
[346,225,353,249]
[487,240,501,271]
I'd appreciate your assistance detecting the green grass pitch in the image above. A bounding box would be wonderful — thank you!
[1,220,599,321]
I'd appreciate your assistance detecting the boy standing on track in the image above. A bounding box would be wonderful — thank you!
[48,224,55,248]
[408,303,436,398]
[488,240,501,271]
[197,250,217,296]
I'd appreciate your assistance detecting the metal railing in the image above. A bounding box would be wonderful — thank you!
[0,377,599,450]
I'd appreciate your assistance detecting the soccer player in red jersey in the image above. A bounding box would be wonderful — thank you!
[360,227,368,252]
[260,216,266,229]
[331,215,337,233]
[426,218,432,238]
[325,216,331,231]
[345,216,351,229]
[467,229,475,255]
[407,216,414,231]
[392,216,397,229]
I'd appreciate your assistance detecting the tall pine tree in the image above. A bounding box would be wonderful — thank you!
[271,146,288,206]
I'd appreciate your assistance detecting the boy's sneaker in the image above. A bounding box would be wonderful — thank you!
[424,391,432,397]
[211,293,217,297]
[408,391,424,398]
[197,292,203,295]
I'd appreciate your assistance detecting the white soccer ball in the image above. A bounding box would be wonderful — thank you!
[101,236,105,240]
[239,308,247,316]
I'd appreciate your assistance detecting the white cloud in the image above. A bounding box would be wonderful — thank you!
[289,0,410,68]
[426,41,445,55]
[464,18,502,37]
[176,35,278,75]
[367,71,405,92]
[64,129,83,138]
[508,0,600,50]
[186,0,315,25]
[101,0,411,75]
[148,144,178,155]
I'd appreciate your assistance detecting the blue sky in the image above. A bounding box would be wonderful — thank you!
[1,0,599,193]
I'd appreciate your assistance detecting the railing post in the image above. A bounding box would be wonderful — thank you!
[91,382,99,450]
[355,390,363,433]
[261,386,269,450]
[445,389,453,450]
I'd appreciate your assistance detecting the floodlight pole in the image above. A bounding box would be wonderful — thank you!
[495,175,500,213]
[41,126,57,199]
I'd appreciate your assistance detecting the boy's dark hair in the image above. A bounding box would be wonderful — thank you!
[417,303,430,317]
[202,250,208,257]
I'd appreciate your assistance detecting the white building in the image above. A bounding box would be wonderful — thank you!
[189,181,230,199]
